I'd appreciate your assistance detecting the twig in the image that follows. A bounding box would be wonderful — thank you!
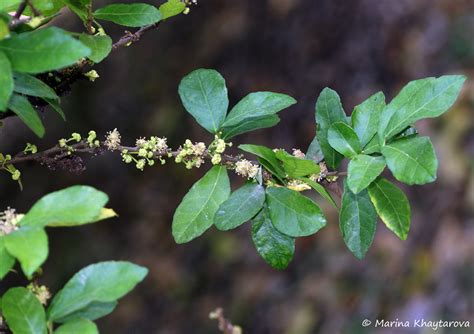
[209,308,242,334]
[112,22,162,51]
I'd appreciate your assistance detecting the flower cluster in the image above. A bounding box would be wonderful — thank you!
[1,154,21,181]
[121,136,168,171]
[207,135,232,165]
[104,128,121,151]
[27,283,51,305]
[0,207,22,236]
[175,139,207,169]
[234,159,259,179]
[292,148,305,158]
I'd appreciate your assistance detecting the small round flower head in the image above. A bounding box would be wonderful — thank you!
[105,128,121,151]
[292,149,305,158]
[27,284,51,305]
[235,159,259,179]
[215,139,226,153]
[136,159,146,170]
[155,137,168,152]
[136,137,147,147]
[71,133,81,142]
[193,142,206,156]
[11,169,21,181]
[211,154,222,165]
[0,207,19,236]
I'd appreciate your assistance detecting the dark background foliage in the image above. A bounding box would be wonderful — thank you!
[1,0,473,333]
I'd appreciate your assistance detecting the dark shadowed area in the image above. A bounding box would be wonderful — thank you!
[1,0,473,333]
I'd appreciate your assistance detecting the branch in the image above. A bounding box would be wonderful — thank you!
[0,22,163,121]
[209,308,242,334]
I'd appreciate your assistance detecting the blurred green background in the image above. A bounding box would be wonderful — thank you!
[1,0,473,333]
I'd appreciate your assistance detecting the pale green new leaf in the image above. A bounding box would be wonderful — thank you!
[0,27,90,73]
[54,318,98,334]
[215,183,265,231]
[315,87,347,169]
[48,261,148,321]
[13,72,58,99]
[222,92,296,127]
[178,69,228,134]
[94,3,162,27]
[8,94,45,137]
[351,91,385,146]
[266,187,326,237]
[62,0,90,22]
[275,150,320,177]
[172,166,230,243]
[379,75,466,141]
[368,178,411,240]
[382,136,437,185]
[347,154,386,194]
[159,0,186,20]
[20,186,109,227]
[4,227,48,277]
[251,206,294,270]
[221,114,280,140]
[0,51,12,111]
[327,121,361,158]
[79,34,112,63]
[1,287,47,334]
[340,182,377,259]
[0,238,15,279]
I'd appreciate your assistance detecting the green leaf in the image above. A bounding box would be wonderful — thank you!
[266,187,326,237]
[347,155,386,194]
[381,136,437,185]
[0,19,9,40]
[1,287,47,334]
[0,27,90,73]
[327,121,361,158]
[340,182,377,259]
[20,186,109,227]
[44,97,66,120]
[274,150,320,177]
[78,34,112,63]
[0,51,12,111]
[94,3,162,27]
[26,0,64,16]
[297,177,337,209]
[13,72,58,99]
[251,206,294,270]
[159,0,186,20]
[351,91,385,147]
[315,88,347,169]
[306,136,324,163]
[379,75,466,142]
[61,0,90,22]
[54,318,98,334]
[172,166,230,243]
[238,144,286,181]
[54,301,117,323]
[222,92,296,127]
[48,261,148,322]
[0,0,21,11]
[4,227,48,277]
[362,135,380,155]
[221,114,280,140]
[214,183,265,231]
[8,94,45,137]
[0,238,15,279]
[368,178,411,240]
[178,69,228,134]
